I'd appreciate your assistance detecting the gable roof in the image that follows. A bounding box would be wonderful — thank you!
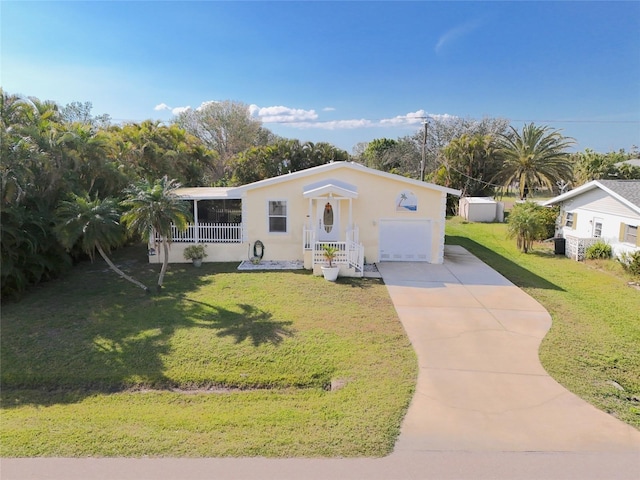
[233,161,461,196]
[543,180,640,215]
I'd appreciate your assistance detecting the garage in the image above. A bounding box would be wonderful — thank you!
[379,219,432,262]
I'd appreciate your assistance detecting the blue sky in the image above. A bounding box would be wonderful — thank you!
[2,1,639,154]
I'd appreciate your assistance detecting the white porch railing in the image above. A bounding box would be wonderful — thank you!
[564,234,599,261]
[309,235,365,275]
[157,223,242,243]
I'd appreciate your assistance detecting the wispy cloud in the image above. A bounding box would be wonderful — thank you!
[249,104,318,123]
[380,110,427,126]
[435,18,484,55]
[157,101,455,131]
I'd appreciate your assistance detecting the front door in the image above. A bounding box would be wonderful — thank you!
[316,198,340,241]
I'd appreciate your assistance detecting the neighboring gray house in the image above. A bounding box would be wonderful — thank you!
[543,180,640,260]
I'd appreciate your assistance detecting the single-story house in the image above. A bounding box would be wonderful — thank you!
[149,161,460,276]
[458,197,505,223]
[543,180,640,260]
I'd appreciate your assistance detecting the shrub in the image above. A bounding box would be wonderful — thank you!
[586,241,612,260]
[183,244,208,260]
[539,205,560,240]
[507,202,548,253]
[619,250,640,277]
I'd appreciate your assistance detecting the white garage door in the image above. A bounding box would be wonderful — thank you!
[379,219,432,262]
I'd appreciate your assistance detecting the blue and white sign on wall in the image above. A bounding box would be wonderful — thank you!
[396,190,417,212]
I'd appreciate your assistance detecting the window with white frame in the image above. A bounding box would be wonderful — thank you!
[565,212,574,228]
[622,224,638,244]
[593,221,603,238]
[268,200,287,233]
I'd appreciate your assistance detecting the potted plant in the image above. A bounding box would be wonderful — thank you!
[321,244,340,281]
[183,244,208,267]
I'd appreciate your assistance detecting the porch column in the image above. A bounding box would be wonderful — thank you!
[193,200,199,243]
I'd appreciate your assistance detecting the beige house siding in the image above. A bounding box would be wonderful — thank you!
[242,167,448,263]
[150,162,459,266]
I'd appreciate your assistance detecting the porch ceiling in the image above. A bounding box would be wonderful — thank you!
[303,179,358,199]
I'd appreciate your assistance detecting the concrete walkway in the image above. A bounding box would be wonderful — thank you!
[379,246,640,454]
[3,246,639,479]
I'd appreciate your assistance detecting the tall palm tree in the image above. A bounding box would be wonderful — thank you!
[55,194,149,292]
[492,123,574,199]
[121,176,192,292]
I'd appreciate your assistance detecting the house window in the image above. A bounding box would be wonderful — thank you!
[622,224,638,244]
[593,221,602,238]
[565,212,574,228]
[268,200,287,233]
[194,199,242,223]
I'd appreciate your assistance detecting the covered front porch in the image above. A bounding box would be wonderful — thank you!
[301,179,365,277]
[149,188,246,263]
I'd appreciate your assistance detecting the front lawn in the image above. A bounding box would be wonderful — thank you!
[446,217,640,428]
[1,247,417,457]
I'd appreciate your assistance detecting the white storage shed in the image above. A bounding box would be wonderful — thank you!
[459,197,504,223]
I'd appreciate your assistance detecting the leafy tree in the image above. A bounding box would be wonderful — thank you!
[55,194,149,292]
[572,148,640,185]
[229,140,347,185]
[410,116,509,178]
[437,133,500,196]
[493,123,574,199]
[507,201,549,253]
[121,177,192,292]
[174,100,268,180]
[60,101,111,128]
[361,138,398,170]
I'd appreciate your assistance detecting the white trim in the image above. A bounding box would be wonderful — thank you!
[267,199,288,234]
[543,180,640,216]
[234,161,461,196]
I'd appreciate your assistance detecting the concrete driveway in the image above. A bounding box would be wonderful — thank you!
[3,246,639,479]
[378,245,640,453]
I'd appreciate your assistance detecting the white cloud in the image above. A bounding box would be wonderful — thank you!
[322,107,336,112]
[380,110,428,126]
[287,119,374,130]
[196,100,219,111]
[249,104,318,123]
[154,103,171,111]
[172,106,191,115]
[429,113,458,122]
[435,18,484,54]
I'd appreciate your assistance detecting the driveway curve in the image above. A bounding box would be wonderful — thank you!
[378,245,640,453]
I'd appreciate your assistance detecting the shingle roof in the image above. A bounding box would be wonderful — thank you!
[597,180,640,208]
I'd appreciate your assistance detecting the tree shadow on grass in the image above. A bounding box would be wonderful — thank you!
[1,250,298,408]
[446,235,564,291]
[181,298,294,346]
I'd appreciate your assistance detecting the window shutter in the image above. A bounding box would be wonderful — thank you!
[572,213,578,230]
[619,223,626,242]
[561,212,567,226]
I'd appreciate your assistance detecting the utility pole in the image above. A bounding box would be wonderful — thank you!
[420,117,428,182]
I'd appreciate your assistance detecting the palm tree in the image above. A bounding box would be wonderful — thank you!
[55,194,149,292]
[121,176,192,292]
[492,123,574,199]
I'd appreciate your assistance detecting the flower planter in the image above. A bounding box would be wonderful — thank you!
[321,265,339,281]
[192,258,203,268]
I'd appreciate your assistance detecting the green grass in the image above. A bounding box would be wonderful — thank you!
[1,247,417,457]
[446,217,640,428]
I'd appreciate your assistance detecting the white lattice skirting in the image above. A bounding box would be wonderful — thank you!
[564,235,599,261]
